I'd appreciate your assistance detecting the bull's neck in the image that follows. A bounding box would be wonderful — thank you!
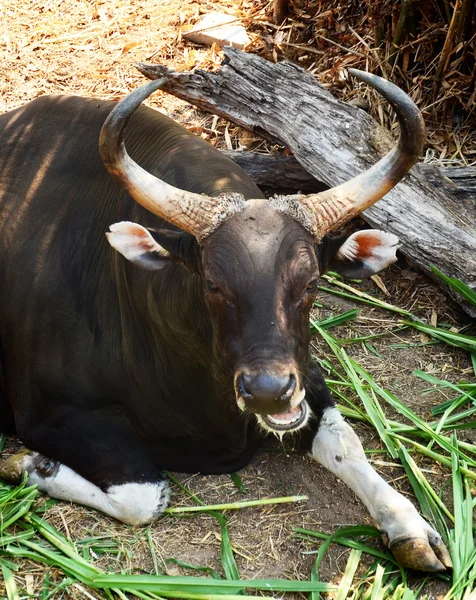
[117,261,221,374]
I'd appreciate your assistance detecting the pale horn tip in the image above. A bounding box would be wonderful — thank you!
[347,68,425,162]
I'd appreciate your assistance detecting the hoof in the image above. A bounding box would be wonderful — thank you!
[0,449,44,484]
[390,536,453,572]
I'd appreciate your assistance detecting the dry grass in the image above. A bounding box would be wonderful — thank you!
[2,0,474,160]
[241,0,476,165]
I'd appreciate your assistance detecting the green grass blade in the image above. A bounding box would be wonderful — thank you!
[0,484,39,532]
[165,558,222,580]
[164,495,307,513]
[430,266,476,307]
[368,563,385,600]
[214,513,241,582]
[89,574,335,594]
[165,473,241,583]
[336,549,362,600]
[319,275,414,317]
[310,309,359,330]
[316,326,399,458]
[401,321,476,352]
[146,528,161,575]
[397,446,451,535]
[1,562,20,600]
[309,535,333,600]
[351,362,476,467]
[230,473,246,494]
[294,526,398,566]
[390,433,476,481]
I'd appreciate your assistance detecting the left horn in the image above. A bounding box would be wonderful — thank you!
[299,69,425,238]
[99,79,234,240]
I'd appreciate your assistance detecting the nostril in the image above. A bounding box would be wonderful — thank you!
[281,373,296,401]
[237,373,253,401]
[238,372,296,403]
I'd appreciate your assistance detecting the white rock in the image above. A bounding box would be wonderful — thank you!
[183,12,250,50]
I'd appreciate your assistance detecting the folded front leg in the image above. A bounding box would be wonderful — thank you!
[0,412,170,525]
[0,449,169,525]
[311,407,452,572]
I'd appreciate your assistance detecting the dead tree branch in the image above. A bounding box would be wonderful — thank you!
[137,48,476,315]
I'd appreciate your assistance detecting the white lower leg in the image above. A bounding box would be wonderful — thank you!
[311,408,438,545]
[19,453,169,525]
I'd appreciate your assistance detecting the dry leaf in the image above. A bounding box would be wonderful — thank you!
[119,41,140,56]
[371,274,390,296]
[420,333,431,344]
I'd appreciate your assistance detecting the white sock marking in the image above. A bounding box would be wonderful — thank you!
[311,408,440,544]
[23,456,169,525]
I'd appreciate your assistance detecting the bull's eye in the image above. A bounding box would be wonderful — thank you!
[306,279,319,293]
[206,280,221,294]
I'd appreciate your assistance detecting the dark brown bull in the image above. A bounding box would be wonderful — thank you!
[0,70,451,572]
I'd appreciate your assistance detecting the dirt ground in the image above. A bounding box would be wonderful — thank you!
[1,1,475,599]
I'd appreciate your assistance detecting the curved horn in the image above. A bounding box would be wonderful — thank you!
[99,79,241,239]
[299,69,425,238]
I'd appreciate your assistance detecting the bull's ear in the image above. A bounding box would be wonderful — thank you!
[320,229,400,279]
[106,222,200,272]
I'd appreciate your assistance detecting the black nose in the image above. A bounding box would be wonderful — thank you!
[238,372,296,406]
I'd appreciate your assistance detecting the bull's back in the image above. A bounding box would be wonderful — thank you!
[0,94,262,232]
[0,93,263,290]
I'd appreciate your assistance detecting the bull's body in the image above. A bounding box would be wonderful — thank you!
[0,82,451,572]
[0,96,269,476]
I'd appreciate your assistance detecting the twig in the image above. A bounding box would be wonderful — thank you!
[436,0,463,82]
[279,41,324,55]
[313,33,365,57]
[348,25,389,77]
[388,0,412,66]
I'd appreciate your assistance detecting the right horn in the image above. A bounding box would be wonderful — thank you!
[99,80,243,241]
[299,69,425,238]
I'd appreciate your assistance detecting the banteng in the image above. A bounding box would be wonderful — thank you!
[0,70,451,571]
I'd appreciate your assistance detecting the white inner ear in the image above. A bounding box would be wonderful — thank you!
[106,221,170,262]
[337,229,400,270]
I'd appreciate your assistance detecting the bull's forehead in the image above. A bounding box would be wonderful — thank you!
[202,200,317,282]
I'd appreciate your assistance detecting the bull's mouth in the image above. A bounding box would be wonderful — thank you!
[257,399,309,433]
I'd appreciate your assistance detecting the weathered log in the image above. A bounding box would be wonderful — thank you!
[423,166,476,201]
[222,151,476,202]
[220,150,327,193]
[137,48,476,315]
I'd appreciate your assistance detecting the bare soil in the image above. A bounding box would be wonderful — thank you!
[1,1,474,598]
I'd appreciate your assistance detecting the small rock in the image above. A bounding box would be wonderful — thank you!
[184,13,251,50]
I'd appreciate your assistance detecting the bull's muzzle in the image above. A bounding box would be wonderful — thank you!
[235,371,309,432]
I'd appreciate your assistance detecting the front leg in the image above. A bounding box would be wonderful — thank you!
[0,411,169,525]
[302,364,451,572]
[311,406,452,571]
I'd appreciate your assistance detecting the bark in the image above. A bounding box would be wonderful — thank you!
[137,48,476,316]
[220,150,327,193]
